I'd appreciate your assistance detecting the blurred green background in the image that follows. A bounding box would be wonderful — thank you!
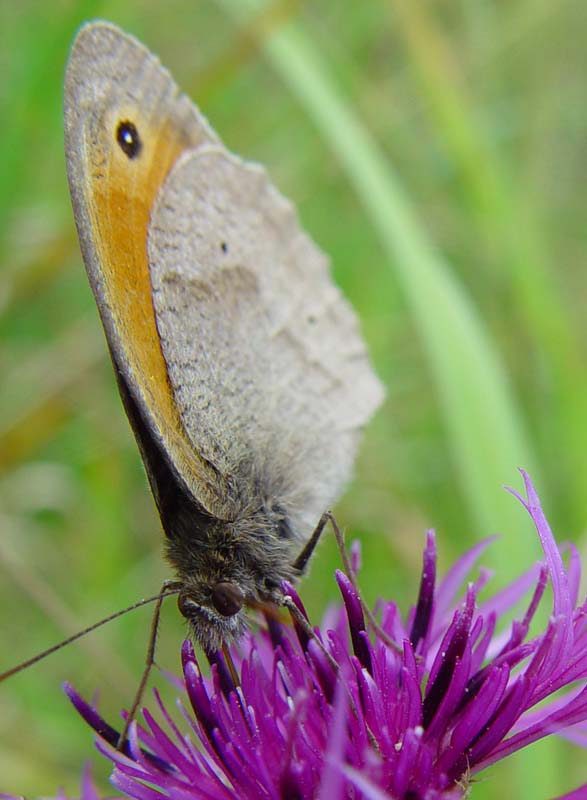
[1,0,587,797]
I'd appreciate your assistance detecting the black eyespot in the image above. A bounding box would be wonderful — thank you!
[116,120,142,159]
[220,242,228,254]
[307,315,317,325]
[211,582,245,617]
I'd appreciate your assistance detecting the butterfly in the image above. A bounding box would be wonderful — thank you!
[64,20,383,653]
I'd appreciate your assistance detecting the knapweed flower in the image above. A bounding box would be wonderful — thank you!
[66,471,587,799]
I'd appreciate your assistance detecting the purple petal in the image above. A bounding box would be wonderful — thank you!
[409,530,436,652]
[423,587,475,728]
[553,788,587,800]
[336,570,372,673]
[507,470,572,633]
[317,680,348,799]
[434,537,496,622]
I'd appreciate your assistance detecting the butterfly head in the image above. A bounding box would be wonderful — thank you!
[177,580,248,651]
[167,504,301,651]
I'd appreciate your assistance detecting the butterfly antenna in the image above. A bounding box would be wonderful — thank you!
[291,510,331,573]
[0,583,182,682]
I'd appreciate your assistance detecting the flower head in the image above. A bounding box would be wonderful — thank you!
[66,471,587,798]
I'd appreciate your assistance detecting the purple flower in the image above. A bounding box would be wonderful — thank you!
[66,471,587,799]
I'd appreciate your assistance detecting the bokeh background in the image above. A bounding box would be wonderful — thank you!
[1,1,587,797]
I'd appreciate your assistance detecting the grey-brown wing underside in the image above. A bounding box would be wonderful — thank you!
[148,146,384,537]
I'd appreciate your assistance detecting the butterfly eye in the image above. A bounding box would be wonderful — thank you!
[211,582,245,617]
[116,120,142,159]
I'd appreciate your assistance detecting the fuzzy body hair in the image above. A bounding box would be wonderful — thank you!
[118,367,303,651]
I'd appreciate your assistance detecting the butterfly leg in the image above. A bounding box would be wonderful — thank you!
[291,510,332,573]
[325,513,402,653]
[117,578,182,750]
[294,511,402,654]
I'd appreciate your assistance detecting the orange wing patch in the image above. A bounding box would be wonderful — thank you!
[85,109,217,505]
